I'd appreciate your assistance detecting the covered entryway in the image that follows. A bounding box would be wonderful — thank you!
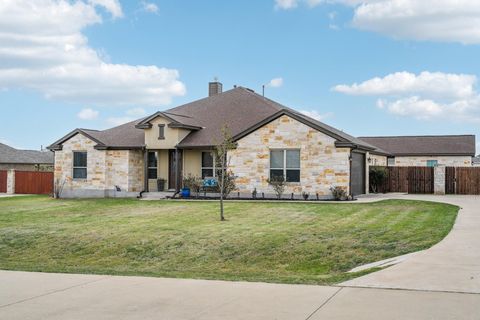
[0,170,7,193]
[350,151,366,196]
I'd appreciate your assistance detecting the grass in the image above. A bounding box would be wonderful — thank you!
[0,196,458,285]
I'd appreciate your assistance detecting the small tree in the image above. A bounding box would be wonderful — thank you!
[214,125,237,221]
[370,166,388,193]
[267,175,286,199]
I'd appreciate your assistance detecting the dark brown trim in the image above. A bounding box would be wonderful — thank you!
[47,129,105,151]
[390,153,475,157]
[94,146,145,150]
[167,123,202,130]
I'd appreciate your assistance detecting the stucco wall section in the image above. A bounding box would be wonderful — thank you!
[393,156,472,167]
[229,115,350,196]
[184,150,202,177]
[144,117,191,149]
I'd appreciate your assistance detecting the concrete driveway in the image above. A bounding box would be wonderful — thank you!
[1,194,480,319]
[343,194,480,294]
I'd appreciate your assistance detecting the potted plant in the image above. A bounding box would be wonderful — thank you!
[183,174,202,198]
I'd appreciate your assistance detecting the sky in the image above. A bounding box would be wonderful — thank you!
[1,0,480,153]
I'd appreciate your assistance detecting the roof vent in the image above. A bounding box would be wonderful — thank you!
[209,81,223,96]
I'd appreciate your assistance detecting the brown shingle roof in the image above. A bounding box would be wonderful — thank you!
[358,135,476,156]
[0,143,53,164]
[48,87,377,151]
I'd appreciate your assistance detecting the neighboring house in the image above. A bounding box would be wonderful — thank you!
[0,143,54,171]
[48,83,379,198]
[473,156,480,167]
[359,136,476,167]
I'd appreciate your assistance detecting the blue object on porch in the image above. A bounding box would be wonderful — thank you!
[203,177,217,187]
[181,188,190,198]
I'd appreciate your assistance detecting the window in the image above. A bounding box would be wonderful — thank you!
[427,160,438,167]
[270,149,300,182]
[73,151,87,179]
[148,151,158,179]
[158,124,165,140]
[387,157,395,166]
[201,151,214,178]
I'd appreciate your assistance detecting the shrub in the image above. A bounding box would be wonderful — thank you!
[330,186,347,201]
[217,170,236,198]
[267,175,286,199]
[183,175,202,198]
[370,167,388,193]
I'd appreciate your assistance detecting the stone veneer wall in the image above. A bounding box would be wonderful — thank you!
[229,115,350,196]
[54,133,144,197]
[393,156,472,167]
[369,154,387,166]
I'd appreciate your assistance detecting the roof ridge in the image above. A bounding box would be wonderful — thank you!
[359,134,475,138]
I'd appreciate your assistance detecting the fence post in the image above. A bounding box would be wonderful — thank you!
[434,166,445,195]
[6,169,15,194]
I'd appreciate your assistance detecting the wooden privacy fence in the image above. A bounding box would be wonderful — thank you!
[14,171,53,195]
[370,166,434,194]
[445,167,480,195]
[0,170,7,193]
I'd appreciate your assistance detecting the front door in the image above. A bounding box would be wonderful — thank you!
[351,151,366,196]
[168,149,183,190]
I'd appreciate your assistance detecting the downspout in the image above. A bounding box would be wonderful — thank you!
[349,145,358,198]
[175,147,180,193]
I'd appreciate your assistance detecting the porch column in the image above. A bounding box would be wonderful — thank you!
[7,169,15,194]
[175,148,180,192]
[143,150,148,192]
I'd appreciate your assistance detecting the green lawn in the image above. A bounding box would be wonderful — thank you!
[0,196,458,285]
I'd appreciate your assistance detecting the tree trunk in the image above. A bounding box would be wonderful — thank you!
[220,171,225,221]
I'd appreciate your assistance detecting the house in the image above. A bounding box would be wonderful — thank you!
[48,82,381,198]
[47,82,476,199]
[473,156,480,167]
[0,143,54,171]
[358,135,476,167]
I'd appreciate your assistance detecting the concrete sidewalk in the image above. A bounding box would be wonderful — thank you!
[1,270,479,320]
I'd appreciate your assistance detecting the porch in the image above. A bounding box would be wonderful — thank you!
[144,149,214,192]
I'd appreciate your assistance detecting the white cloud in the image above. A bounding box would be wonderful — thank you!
[0,0,185,107]
[141,1,159,14]
[275,0,299,10]
[334,71,480,122]
[77,108,99,120]
[126,107,146,117]
[267,77,284,88]
[88,0,123,18]
[106,116,135,126]
[300,110,333,121]
[333,72,477,100]
[283,0,480,44]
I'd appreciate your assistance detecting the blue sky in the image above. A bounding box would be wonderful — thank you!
[1,0,480,152]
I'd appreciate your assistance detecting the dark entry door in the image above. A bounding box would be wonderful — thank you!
[0,170,7,193]
[168,149,183,190]
[351,152,366,196]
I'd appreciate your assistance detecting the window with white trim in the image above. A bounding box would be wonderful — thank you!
[147,151,158,179]
[387,157,395,166]
[201,151,214,178]
[73,151,87,179]
[270,149,300,182]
